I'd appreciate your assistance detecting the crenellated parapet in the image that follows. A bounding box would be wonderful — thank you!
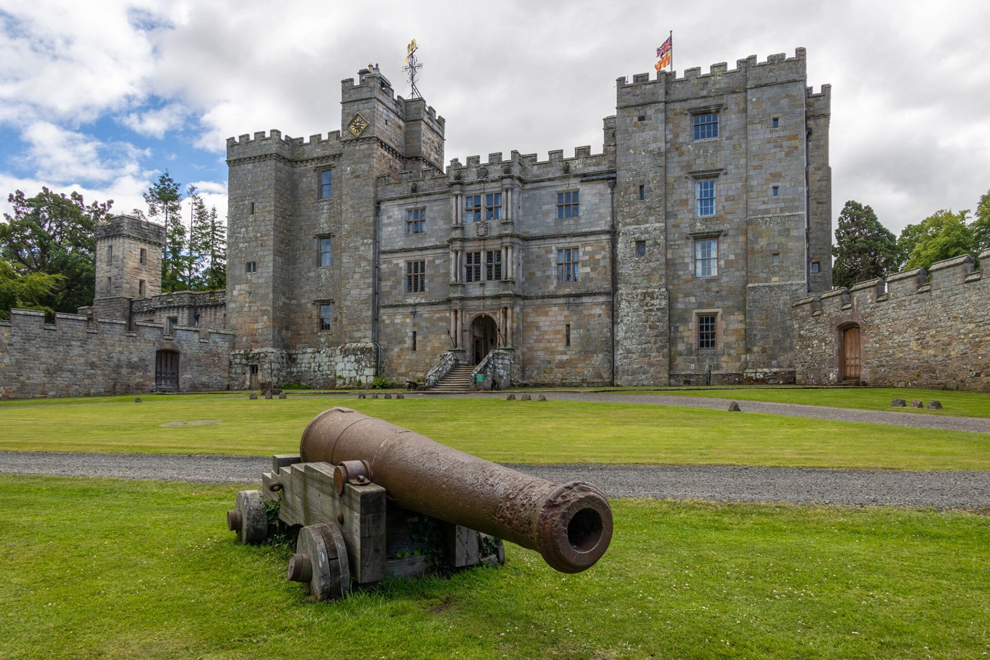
[792,250,990,391]
[226,129,343,165]
[444,146,614,186]
[0,308,234,399]
[617,48,815,107]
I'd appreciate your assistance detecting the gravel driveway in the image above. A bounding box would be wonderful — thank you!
[3,451,988,508]
[430,391,990,434]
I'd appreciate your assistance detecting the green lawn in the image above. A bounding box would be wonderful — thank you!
[1,475,988,659]
[641,387,990,418]
[3,396,990,470]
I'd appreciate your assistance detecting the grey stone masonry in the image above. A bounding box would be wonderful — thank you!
[0,308,233,399]
[225,50,830,388]
[93,215,165,315]
[793,251,990,391]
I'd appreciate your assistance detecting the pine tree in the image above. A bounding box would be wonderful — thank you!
[185,186,227,291]
[203,206,227,290]
[143,172,184,292]
[831,200,900,288]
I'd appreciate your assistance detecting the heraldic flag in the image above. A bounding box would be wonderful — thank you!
[655,34,672,71]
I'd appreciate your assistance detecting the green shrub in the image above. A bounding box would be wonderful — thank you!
[372,375,393,389]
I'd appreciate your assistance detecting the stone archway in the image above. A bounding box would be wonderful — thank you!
[471,315,499,365]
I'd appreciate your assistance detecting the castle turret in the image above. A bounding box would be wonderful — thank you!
[90,215,165,322]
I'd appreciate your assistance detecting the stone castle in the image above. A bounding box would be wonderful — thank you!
[2,48,846,396]
[223,47,831,389]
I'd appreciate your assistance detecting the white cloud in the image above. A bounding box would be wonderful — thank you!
[19,121,147,185]
[2,0,990,240]
[119,103,188,138]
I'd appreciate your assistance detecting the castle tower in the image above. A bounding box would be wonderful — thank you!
[91,215,165,322]
[225,64,445,387]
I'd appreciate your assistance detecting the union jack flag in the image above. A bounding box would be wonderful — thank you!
[657,35,672,58]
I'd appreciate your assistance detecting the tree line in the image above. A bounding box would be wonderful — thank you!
[0,172,227,319]
[832,190,990,289]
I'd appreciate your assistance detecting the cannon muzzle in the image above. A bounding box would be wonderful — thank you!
[300,407,612,573]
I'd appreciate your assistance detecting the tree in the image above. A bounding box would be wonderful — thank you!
[143,171,184,292]
[898,209,976,271]
[972,189,990,253]
[0,187,112,313]
[0,259,63,319]
[831,200,900,288]
[186,186,227,291]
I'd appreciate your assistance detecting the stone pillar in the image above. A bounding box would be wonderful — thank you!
[504,188,511,222]
[501,246,508,280]
[449,250,455,282]
[507,306,513,346]
[450,310,457,347]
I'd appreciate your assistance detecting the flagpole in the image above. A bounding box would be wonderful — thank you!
[669,30,673,72]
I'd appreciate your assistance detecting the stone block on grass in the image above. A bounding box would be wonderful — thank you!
[891,398,906,407]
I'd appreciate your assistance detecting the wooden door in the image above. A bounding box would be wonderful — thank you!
[155,350,179,390]
[842,326,861,382]
[249,365,260,390]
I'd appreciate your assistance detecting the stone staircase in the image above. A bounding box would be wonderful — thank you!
[428,364,475,393]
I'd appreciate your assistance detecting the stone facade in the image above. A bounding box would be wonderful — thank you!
[225,52,830,387]
[0,308,233,399]
[793,252,990,391]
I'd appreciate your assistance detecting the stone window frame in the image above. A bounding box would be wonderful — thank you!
[693,309,723,352]
[106,244,113,265]
[138,280,146,297]
[406,259,426,294]
[485,250,502,281]
[811,261,821,274]
[139,248,147,265]
[694,236,719,278]
[688,104,723,142]
[556,246,580,283]
[465,251,482,282]
[317,235,333,267]
[556,190,580,219]
[565,323,571,348]
[485,193,502,221]
[317,168,333,200]
[317,301,333,332]
[245,261,257,273]
[688,169,724,218]
[406,207,426,234]
[636,240,646,258]
[465,195,483,223]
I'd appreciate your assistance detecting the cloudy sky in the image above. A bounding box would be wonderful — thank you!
[1,0,988,237]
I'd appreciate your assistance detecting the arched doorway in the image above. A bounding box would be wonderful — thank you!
[840,324,861,383]
[155,350,180,391]
[471,315,499,365]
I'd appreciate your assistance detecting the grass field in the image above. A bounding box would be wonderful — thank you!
[654,387,990,418]
[2,396,990,470]
[1,475,988,660]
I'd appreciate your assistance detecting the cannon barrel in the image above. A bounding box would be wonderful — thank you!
[300,407,612,573]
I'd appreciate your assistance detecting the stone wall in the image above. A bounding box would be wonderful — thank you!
[793,251,990,391]
[0,309,233,399]
[229,344,377,390]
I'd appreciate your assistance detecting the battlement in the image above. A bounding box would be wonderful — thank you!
[95,215,165,246]
[793,251,989,317]
[2,308,233,345]
[226,128,343,163]
[445,145,614,184]
[617,48,811,107]
[341,68,404,116]
[133,289,227,314]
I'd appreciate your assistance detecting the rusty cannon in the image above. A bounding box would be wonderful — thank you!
[226,407,613,599]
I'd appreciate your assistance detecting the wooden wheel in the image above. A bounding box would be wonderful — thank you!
[287,523,351,600]
[227,490,267,545]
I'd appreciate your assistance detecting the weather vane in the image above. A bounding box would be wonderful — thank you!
[402,39,422,98]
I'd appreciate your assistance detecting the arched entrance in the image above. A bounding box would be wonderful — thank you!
[840,324,861,383]
[155,349,180,391]
[471,315,499,365]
